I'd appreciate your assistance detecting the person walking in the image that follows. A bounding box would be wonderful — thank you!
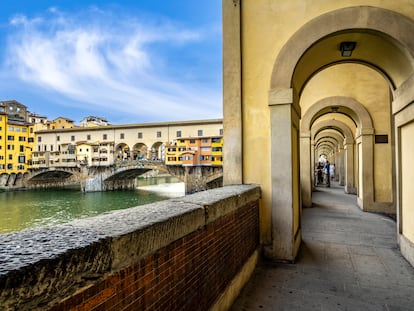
[324,160,330,187]
[329,163,335,181]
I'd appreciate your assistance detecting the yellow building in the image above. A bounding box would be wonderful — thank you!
[50,117,76,129]
[0,101,35,175]
[165,136,223,166]
[223,0,414,266]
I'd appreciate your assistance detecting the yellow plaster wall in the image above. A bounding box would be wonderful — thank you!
[401,122,414,241]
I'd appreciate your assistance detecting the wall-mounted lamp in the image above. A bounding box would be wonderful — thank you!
[340,41,356,57]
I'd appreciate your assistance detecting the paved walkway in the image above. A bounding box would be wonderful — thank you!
[230,182,414,310]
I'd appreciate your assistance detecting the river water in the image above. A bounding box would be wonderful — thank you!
[0,176,184,235]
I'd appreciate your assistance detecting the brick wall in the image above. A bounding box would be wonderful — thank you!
[0,185,260,311]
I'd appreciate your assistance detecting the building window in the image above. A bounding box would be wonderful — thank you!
[28,137,34,143]
[57,135,60,141]
[190,139,195,144]
[8,154,12,160]
[7,136,14,141]
[87,134,91,140]
[7,145,14,150]
[219,128,223,135]
[19,136,26,142]
[38,136,42,142]
[71,135,75,141]
[7,164,12,170]
[138,132,143,139]
[157,131,162,138]
[18,156,25,163]
[120,133,125,139]
[50,145,53,151]
[20,145,24,152]
[176,130,182,138]
[103,134,107,140]
[198,130,203,136]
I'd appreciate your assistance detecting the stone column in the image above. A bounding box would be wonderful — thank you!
[300,133,312,208]
[265,88,301,262]
[311,139,316,189]
[222,0,243,185]
[344,141,355,194]
[356,128,375,211]
[337,145,345,186]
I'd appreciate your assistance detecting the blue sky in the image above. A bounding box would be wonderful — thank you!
[0,1,222,124]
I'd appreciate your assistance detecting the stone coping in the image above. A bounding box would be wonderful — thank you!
[0,184,261,277]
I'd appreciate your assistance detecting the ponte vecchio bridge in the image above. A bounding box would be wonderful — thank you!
[26,160,223,194]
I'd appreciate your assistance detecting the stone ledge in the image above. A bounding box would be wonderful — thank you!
[173,184,261,224]
[0,185,261,309]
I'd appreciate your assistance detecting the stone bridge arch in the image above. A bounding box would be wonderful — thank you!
[27,168,81,189]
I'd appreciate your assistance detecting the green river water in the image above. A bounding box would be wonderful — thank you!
[0,177,181,235]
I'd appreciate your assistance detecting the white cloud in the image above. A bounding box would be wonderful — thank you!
[2,7,222,122]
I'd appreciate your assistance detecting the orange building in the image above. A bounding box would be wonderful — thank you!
[165,136,223,166]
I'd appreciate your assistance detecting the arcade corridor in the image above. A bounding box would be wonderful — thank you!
[231,183,414,310]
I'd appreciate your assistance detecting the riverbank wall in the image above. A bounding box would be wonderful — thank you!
[0,185,261,310]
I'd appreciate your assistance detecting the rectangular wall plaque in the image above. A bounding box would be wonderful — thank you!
[375,134,388,144]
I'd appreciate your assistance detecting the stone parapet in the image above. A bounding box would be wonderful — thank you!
[0,184,260,310]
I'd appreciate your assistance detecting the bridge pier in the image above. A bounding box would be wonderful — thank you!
[168,166,223,194]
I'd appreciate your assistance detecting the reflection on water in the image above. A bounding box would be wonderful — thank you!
[136,175,181,186]
[0,176,181,234]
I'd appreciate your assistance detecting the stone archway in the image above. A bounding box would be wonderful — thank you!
[312,120,356,195]
[300,96,375,209]
[223,2,414,263]
[265,6,414,261]
[115,143,130,161]
[314,132,345,185]
[151,142,164,161]
[133,143,148,160]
